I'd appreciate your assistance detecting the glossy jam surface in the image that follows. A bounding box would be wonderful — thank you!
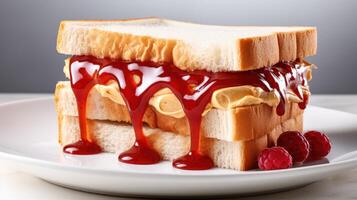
[63,140,102,155]
[64,55,308,170]
[118,141,161,165]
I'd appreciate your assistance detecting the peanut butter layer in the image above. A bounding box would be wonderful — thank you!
[63,59,312,118]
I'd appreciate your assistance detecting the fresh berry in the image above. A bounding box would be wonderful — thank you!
[277,131,310,163]
[258,147,293,170]
[304,131,331,161]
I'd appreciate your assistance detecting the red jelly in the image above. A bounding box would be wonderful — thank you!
[64,55,308,170]
[118,140,161,165]
[63,140,102,155]
[173,151,214,170]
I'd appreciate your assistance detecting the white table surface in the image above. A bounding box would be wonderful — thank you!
[0,93,356,200]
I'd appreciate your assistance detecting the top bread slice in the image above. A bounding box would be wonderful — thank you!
[57,18,317,71]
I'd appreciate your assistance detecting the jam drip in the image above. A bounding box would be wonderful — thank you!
[64,55,308,170]
[63,60,102,155]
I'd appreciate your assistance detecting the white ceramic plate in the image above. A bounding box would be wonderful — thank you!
[0,97,357,198]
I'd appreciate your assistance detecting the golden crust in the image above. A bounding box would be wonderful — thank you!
[239,134,268,170]
[296,29,318,58]
[55,81,304,142]
[57,18,317,71]
[238,34,279,70]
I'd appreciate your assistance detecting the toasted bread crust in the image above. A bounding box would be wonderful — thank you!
[57,18,317,71]
[58,114,302,171]
[55,81,304,142]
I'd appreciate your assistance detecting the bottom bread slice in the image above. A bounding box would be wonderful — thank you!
[58,114,303,171]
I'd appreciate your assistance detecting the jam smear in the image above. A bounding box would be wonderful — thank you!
[64,55,308,170]
[298,93,309,109]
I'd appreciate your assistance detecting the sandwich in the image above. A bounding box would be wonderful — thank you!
[54,18,316,171]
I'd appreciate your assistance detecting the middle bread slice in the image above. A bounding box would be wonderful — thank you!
[55,81,304,143]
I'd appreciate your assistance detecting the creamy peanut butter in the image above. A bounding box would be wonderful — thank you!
[63,59,312,118]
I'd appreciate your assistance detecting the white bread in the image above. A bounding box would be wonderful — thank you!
[55,81,304,142]
[58,114,302,170]
[57,18,317,72]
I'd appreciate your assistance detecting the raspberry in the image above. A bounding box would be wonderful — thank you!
[277,131,310,163]
[304,131,331,161]
[258,147,293,170]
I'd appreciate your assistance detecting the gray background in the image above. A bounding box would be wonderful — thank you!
[0,0,356,93]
